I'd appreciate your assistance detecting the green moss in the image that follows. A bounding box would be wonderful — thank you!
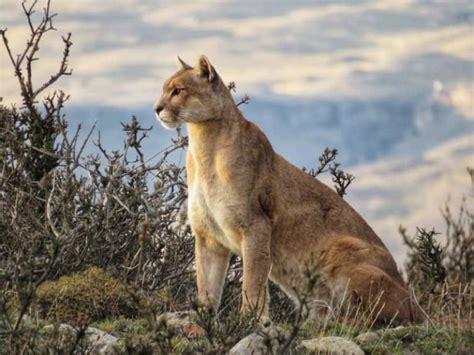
[92,317,149,336]
[364,325,473,354]
[36,267,138,325]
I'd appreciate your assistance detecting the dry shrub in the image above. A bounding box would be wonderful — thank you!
[0,2,194,351]
[400,168,473,324]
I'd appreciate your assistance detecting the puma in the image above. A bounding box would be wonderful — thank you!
[153,55,422,323]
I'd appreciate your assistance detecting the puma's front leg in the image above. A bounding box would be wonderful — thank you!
[241,219,272,321]
[195,234,231,312]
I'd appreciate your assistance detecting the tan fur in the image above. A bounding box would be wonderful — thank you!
[154,56,423,323]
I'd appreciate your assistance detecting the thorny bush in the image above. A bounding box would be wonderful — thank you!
[400,168,473,322]
[0,1,195,351]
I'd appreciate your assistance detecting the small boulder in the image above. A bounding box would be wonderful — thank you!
[42,324,120,354]
[156,311,205,337]
[383,325,407,334]
[355,331,380,348]
[229,326,290,355]
[86,326,119,354]
[300,336,364,355]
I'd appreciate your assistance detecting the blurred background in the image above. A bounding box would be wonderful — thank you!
[1,0,473,266]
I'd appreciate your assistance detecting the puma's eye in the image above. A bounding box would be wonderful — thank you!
[172,88,183,96]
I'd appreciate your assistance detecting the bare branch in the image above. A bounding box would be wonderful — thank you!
[227,81,236,91]
[236,94,250,107]
[0,29,32,110]
[227,81,250,106]
[33,32,73,97]
[1,0,71,110]
[21,0,39,33]
[329,163,355,197]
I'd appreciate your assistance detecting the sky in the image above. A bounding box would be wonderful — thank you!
[1,0,473,267]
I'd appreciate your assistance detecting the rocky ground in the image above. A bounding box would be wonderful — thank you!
[5,266,469,354]
[28,314,473,354]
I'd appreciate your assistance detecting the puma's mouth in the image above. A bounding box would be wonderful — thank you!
[156,110,181,129]
[158,117,174,123]
[157,110,176,123]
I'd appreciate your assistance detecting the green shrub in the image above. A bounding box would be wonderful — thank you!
[36,267,138,325]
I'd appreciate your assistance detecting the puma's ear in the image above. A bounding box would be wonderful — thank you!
[196,55,216,82]
[177,56,192,70]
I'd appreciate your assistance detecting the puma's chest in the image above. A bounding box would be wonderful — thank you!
[187,178,242,253]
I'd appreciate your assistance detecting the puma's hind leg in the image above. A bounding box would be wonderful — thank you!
[337,263,420,323]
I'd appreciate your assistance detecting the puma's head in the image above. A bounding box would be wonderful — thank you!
[154,55,230,130]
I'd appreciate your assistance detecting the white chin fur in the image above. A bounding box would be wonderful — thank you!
[156,112,181,130]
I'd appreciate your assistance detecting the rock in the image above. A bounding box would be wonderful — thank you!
[86,326,118,343]
[95,342,121,355]
[86,327,120,355]
[229,326,290,355]
[156,311,205,337]
[42,324,120,354]
[355,331,380,347]
[384,325,407,334]
[300,336,365,355]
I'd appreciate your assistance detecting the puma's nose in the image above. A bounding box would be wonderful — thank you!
[154,104,164,115]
